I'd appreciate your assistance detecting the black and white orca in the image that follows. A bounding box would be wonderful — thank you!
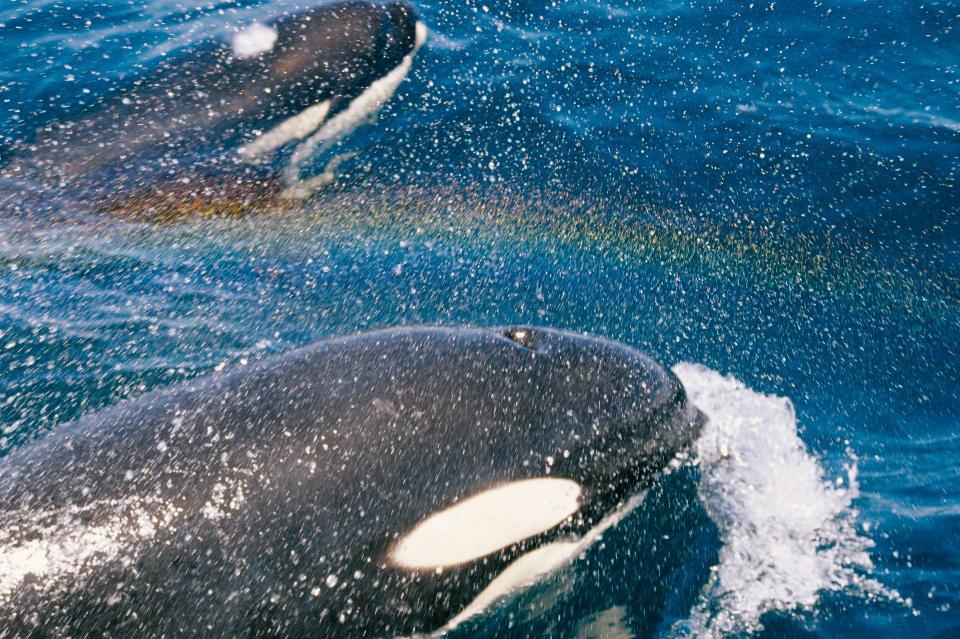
[0,326,703,637]
[3,0,425,199]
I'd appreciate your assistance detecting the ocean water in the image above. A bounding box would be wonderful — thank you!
[0,0,958,637]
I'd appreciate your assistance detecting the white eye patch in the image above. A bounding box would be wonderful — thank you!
[231,23,278,59]
[391,478,581,569]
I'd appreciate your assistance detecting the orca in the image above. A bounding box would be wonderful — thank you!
[0,326,703,637]
[3,0,425,199]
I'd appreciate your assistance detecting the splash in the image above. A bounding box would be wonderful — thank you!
[670,363,901,637]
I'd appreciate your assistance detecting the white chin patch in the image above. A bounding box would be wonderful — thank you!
[415,20,428,48]
[440,490,650,633]
[238,100,331,162]
[391,478,581,570]
[231,23,278,59]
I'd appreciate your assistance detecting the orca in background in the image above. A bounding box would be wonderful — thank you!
[2,0,426,203]
[0,326,703,637]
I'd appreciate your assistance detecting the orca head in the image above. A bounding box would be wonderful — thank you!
[226,0,425,171]
[233,1,422,107]
[376,326,705,632]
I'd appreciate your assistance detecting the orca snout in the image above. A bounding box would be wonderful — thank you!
[386,0,422,46]
[609,367,706,486]
[504,328,705,497]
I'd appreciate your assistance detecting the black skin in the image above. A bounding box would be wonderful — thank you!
[0,326,704,638]
[3,0,419,189]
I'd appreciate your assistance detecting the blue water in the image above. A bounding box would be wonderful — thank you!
[0,0,958,637]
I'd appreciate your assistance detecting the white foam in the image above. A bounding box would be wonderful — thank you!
[670,363,902,637]
[231,23,277,59]
[846,100,960,132]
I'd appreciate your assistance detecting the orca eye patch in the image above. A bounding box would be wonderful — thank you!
[391,478,581,569]
[231,23,278,59]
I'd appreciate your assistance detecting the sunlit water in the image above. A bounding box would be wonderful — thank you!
[1,0,958,637]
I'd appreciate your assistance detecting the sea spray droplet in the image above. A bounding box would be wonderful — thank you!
[669,363,901,637]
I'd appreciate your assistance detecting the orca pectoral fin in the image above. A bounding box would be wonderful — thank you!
[575,606,635,639]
